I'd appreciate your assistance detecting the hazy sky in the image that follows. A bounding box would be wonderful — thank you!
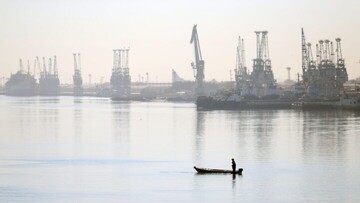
[1,0,360,84]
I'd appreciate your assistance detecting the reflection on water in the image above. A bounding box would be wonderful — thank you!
[194,111,205,163]
[1,96,360,202]
[111,101,131,157]
[73,97,83,142]
[301,110,351,161]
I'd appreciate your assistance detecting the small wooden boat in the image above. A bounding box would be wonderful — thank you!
[194,166,243,175]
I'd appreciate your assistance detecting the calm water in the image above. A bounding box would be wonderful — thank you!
[0,96,360,202]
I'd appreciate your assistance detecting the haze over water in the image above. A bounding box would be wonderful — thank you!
[0,96,360,202]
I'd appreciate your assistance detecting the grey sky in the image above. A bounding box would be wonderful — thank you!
[1,0,359,83]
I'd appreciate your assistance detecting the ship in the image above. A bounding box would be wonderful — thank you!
[38,56,60,96]
[5,59,37,96]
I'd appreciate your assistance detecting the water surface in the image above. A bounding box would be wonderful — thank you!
[0,96,359,202]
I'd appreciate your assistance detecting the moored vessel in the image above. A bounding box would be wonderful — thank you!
[5,59,37,96]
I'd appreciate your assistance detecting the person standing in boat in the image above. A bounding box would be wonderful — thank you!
[232,158,236,173]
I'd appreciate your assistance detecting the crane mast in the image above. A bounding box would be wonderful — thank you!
[190,24,205,97]
[236,36,242,74]
[335,38,343,61]
[42,57,47,75]
[301,28,308,73]
[19,59,24,72]
[53,56,58,76]
[78,53,81,72]
[48,58,52,75]
[73,53,77,71]
[234,36,249,95]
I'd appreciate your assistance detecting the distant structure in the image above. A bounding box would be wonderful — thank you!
[172,69,185,83]
[111,48,131,100]
[286,67,291,81]
[190,25,205,97]
[38,56,60,96]
[301,28,348,98]
[73,53,83,96]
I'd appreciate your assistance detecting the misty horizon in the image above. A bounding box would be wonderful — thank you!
[1,0,360,84]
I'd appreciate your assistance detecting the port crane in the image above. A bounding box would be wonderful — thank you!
[190,24,205,97]
[73,53,83,96]
[301,28,348,98]
[110,48,131,99]
[235,36,246,76]
[251,31,276,97]
[234,36,249,95]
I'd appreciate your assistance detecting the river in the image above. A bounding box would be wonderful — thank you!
[0,96,359,202]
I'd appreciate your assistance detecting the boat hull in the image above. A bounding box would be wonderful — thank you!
[194,166,243,175]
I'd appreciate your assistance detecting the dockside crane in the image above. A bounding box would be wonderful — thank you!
[73,53,78,72]
[110,48,131,98]
[301,28,309,74]
[335,38,348,86]
[190,24,205,97]
[42,57,47,76]
[48,58,52,75]
[234,36,249,94]
[336,38,344,62]
[236,36,246,76]
[73,53,83,96]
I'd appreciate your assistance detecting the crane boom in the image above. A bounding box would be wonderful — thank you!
[53,56,57,76]
[190,24,205,97]
[301,28,308,73]
[73,53,77,71]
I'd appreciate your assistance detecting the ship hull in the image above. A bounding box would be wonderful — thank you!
[196,96,294,110]
[292,96,360,110]
[5,72,37,96]
[39,78,60,96]
[292,100,338,109]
